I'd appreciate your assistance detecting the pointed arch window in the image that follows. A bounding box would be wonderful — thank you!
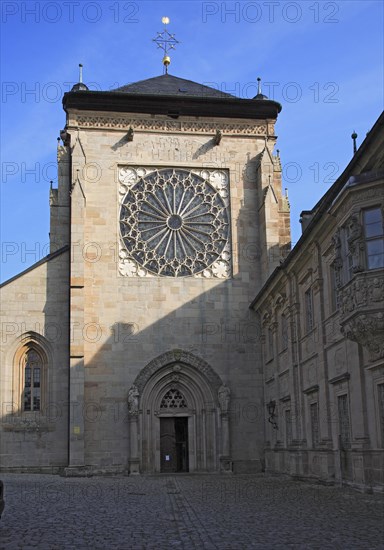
[23,349,42,411]
[11,334,50,415]
[12,333,48,416]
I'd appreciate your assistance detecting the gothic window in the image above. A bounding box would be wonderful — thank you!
[363,208,384,269]
[160,389,188,409]
[337,394,351,449]
[23,349,43,412]
[120,168,230,277]
[310,402,319,448]
[305,288,314,332]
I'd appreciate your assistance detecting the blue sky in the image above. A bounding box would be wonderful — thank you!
[1,0,383,282]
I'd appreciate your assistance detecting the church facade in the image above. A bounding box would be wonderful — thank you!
[1,71,382,490]
[0,73,290,475]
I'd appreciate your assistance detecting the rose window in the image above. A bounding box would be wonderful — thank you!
[120,169,229,277]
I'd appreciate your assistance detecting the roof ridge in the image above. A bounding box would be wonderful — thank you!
[0,245,69,288]
[113,74,236,98]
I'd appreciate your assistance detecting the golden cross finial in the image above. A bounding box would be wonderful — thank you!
[152,17,180,74]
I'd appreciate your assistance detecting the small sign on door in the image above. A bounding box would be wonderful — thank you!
[165,455,170,461]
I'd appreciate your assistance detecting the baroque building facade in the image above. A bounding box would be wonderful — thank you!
[0,74,290,475]
[251,112,384,491]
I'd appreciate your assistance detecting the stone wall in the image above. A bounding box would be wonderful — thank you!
[0,250,69,471]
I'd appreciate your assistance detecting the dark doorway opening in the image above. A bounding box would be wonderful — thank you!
[160,417,189,473]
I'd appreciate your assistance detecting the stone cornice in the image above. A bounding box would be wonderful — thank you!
[303,384,319,395]
[67,113,272,136]
[329,372,350,384]
[279,394,291,402]
[278,368,290,378]
[329,175,384,221]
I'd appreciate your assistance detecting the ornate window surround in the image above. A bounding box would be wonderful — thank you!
[332,205,384,286]
[13,343,48,415]
[9,332,51,417]
[330,204,384,362]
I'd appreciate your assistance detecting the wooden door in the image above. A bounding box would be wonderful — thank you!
[160,418,177,472]
[175,417,189,472]
[160,417,189,472]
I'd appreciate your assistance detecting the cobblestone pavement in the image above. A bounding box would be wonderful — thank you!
[0,473,383,549]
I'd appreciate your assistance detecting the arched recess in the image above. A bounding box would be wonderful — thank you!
[9,332,53,415]
[128,350,231,474]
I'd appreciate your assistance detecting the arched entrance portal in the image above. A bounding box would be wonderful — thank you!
[127,350,231,474]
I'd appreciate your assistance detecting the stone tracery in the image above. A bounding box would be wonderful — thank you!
[119,167,231,277]
[160,388,188,409]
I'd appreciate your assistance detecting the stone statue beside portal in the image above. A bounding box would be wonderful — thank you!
[218,384,230,413]
[128,385,139,414]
